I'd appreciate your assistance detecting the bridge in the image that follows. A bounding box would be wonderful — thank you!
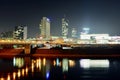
[0,39,71,54]
[1,39,120,55]
[0,39,40,54]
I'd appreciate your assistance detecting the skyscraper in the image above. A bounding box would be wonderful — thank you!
[72,28,77,38]
[39,17,50,40]
[62,17,69,38]
[13,26,27,40]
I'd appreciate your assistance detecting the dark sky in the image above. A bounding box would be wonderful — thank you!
[0,0,120,38]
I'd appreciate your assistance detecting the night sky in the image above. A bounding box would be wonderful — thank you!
[0,0,120,38]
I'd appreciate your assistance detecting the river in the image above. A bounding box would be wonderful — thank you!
[0,56,120,80]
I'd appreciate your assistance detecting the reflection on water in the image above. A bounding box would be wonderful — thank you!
[80,59,109,69]
[13,57,24,68]
[62,58,68,72]
[13,72,16,80]
[0,57,120,80]
[7,74,10,80]
[69,60,75,68]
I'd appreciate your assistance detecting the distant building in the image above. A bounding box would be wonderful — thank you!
[39,17,50,40]
[0,31,13,39]
[80,34,109,44]
[80,34,109,40]
[13,26,27,40]
[71,28,77,38]
[62,17,69,38]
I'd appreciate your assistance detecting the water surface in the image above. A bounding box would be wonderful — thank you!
[0,56,120,80]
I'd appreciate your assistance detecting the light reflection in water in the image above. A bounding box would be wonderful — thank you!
[13,57,24,68]
[7,74,10,80]
[31,59,36,73]
[0,77,4,80]
[0,57,115,80]
[43,58,46,66]
[62,58,68,72]
[46,71,50,79]
[17,69,21,78]
[0,57,77,80]
[31,61,34,73]
[69,60,75,67]
[22,69,25,76]
[13,72,16,80]
[54,58,62,67]
[37,58,42,70]
[25,67,28,76]
[56,58,60,66]
[80,59,110,69]
[46,60,50,79]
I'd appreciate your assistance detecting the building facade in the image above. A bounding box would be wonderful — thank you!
[62,18,69,38]
[39,17,50,40]
[71,28,77,38]
[13,26,27,40]
[80,34,109,44]
[80,34,109,40]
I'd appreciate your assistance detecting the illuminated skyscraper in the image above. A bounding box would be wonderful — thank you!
[72,28,77,38]
[62,17,69,38]
[39,17,50,39]
[13,26,27,40]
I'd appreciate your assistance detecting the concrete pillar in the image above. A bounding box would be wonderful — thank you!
[24,44,31,54]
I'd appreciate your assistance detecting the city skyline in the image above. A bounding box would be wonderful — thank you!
[0,0,120,38]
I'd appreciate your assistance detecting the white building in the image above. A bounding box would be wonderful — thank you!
[80,34,109,40]
[80,34,109,44]
[23,27,27,40]
[39,17,50,40]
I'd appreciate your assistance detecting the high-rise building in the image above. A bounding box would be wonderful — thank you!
[39,17,50,40]
[13,26,27,40]
[72,28,77,38]
[62,17,69,38]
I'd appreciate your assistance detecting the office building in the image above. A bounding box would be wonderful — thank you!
[39,17,50,40]
[71,28,77,38]
[62,17,69,38]
[13,26,27,40]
